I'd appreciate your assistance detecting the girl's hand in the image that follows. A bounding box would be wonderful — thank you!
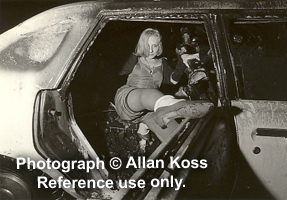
[181,53,200,66]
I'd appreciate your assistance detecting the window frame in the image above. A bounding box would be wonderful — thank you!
[223,13,287,100]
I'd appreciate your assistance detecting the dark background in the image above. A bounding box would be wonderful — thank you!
[0,0,84,34]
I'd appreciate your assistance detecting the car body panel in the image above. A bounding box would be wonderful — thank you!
[1,0,287,199]
[0,3,103,198]
[0,2,102,86]
[232,100,287,200]
[0,2,101,158]
[224,13,287,200]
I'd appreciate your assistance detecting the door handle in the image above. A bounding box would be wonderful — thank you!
[253,128,287,138]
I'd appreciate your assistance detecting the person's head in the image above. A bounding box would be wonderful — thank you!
[135,28,163,58]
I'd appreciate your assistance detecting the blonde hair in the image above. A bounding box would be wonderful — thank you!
[134,28,163,57]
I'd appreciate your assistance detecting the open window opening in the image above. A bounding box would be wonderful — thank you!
[227,16,287,101]
[69,19,218,179]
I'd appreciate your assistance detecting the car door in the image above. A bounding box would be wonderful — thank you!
[225,15,287,200]
[0,1,104,161]
[33,90,89,179]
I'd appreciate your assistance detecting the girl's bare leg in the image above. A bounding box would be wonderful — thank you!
[127,88,163,111]
[127,88,214,129]
[127,89,163,152]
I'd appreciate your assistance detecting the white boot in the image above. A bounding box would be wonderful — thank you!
[137,123,149,138]
[154,95,214,128]
[154,95,184,111]
[137,122,150,154]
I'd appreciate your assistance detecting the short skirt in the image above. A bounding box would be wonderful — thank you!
[114,85,145,121]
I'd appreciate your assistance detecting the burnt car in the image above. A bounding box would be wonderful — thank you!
[0,0,287,199]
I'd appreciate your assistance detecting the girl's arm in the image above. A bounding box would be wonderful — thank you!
[119,54,138,75]
[162,57,187,85]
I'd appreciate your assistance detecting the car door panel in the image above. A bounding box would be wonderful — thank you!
[232,99,287,200]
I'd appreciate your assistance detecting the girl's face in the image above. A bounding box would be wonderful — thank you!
[147,35,160,59]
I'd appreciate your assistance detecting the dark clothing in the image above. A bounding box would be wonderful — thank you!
[119,54,187,84]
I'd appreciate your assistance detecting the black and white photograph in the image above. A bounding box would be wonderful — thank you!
[0,0,286,199]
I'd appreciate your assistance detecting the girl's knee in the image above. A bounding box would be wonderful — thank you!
[140,89,164,110]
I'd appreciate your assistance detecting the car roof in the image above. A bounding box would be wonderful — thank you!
[58,0,287,10]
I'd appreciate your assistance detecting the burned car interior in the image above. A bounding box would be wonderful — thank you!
[29,11,287,199]
[69,19,217,177]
